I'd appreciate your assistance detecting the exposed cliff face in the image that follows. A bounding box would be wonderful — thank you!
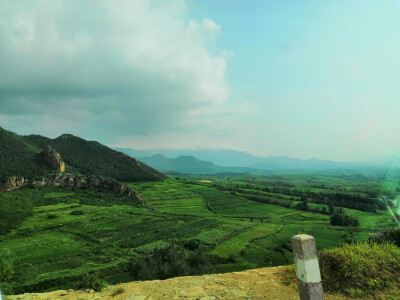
[43,145,65,172]
[1,176,26,192]
[0,174,147,206]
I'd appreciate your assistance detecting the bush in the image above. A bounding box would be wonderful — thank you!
[70,210,84,216]
[128,242,210,281]
[319,242,400,297]
[368,228,400,247]
[0,258,13,283]
[76,272,108,292]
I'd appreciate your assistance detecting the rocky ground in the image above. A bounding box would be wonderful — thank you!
[6,266,352,300]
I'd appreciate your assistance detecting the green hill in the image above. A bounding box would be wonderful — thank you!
[0,127,49,182]
[0,127,166,183]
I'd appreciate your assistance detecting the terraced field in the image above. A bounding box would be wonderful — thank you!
[0,173,398,294]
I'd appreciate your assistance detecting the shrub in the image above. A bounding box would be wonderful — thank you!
[319,242,400,297]
[128,242,210,281]
[368,228,400,247]
[76,272,108,292]
[70,210,84,216]
[280,265,296,286]
[0,258,14,283]
[228,254,237,263]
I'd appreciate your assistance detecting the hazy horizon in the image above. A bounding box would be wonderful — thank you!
[1,1,400,162]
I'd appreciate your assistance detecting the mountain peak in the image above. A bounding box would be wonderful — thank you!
[57,134,78,139]
[0,126,166,182]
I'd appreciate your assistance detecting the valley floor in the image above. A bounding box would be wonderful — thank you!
[1,172,398,294]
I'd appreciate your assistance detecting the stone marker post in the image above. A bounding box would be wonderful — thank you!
[291,234,324,300]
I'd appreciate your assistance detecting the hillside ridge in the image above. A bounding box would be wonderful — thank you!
[0,126,166,182]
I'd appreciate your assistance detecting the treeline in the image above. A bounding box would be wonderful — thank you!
[184,181,363,227]
[212,183,380,213]
[238,193,360,227]
[330,212,360,227]
[368,228,400,247]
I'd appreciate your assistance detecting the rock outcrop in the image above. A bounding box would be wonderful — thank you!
[0,173,147,206]
[43,146,65,172]
[1,176,26,192]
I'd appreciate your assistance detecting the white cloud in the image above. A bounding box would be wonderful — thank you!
[221,49,235,58]
[0,0,235,142]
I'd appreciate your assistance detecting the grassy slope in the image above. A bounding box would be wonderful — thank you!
[0,127,50,181]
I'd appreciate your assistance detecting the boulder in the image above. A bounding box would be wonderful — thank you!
[1,176,26,192]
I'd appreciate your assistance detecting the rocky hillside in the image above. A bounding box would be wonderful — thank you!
[0,173,147,206]
[0,126,166,183]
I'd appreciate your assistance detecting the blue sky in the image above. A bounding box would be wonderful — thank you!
[0,0,399,161]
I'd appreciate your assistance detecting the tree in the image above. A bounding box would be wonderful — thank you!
[0,258,14,283]
[328,203,335,214]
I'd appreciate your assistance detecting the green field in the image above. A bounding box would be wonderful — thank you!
[0,172,399,294]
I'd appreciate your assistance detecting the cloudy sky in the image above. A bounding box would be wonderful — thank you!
[1,0,399,161]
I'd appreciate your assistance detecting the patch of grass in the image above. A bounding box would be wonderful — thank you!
[280,264,296,286]
[44,192,75,199]
[112,287,125,297]
[212,224,277,258]
[70,210,84,216]
[319,242,400,297]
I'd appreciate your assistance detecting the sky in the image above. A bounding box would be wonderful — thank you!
[0,0,400,162]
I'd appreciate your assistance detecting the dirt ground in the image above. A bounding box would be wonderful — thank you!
[5,266,358,300]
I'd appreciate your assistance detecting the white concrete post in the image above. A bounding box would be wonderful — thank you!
[291,234,324,300]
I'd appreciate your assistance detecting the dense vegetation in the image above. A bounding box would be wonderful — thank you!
[0,193,33,234]
[24,134,165,182]
[368,228,400,247]
[128,242,212,280]
[319,242,400,297]
[0,127,49,183]
[0,172,397,295]
[0,126,165,183]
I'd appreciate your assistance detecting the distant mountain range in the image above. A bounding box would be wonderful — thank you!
[138,154,224,174]
[115,148,369,174]
[0,126,165,182]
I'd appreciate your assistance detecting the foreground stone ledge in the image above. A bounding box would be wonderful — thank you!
[5,266,351,300]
